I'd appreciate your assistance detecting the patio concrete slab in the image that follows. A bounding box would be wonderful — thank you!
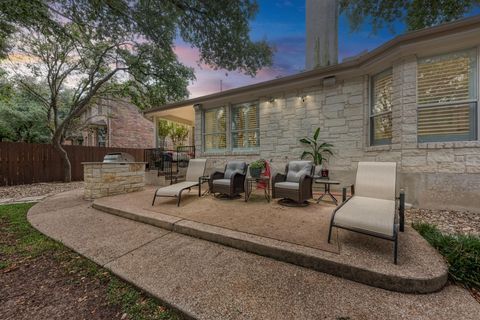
[29,191,169,265]
[29,189,90,213]
[27,190,480,320]
[147,189,338,252]
[93,188,448,293]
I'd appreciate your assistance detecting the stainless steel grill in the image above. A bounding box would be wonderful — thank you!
[103,152,135,163]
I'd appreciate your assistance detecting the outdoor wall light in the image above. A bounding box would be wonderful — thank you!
[268,97,275,103]
[323,76,336,87]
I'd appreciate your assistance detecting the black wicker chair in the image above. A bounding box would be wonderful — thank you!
[209,161,247,198]
[272,160,315,205]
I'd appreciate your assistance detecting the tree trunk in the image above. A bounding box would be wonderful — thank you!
[52,136,72,182]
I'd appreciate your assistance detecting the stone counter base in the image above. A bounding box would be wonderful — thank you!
[83,162,146,200]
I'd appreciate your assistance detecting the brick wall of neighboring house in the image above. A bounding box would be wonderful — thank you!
[79,99,154,149]
[107,100,155,149]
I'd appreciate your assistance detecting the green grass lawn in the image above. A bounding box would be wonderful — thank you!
[0,203,180,320]
[413,222,480,291]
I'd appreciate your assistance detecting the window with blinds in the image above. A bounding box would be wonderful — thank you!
[203,107,226,151]
[231,102,259,149]
[370,69,393,145]
[417,49,478,142]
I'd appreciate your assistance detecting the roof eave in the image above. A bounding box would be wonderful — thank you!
[144,14,480,115]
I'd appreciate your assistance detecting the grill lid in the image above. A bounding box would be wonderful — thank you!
[103,152,135,163]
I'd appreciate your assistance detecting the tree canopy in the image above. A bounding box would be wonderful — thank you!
[340,0,480,32]
[0,0,272,76]
[0,71,51,143]
[0,0,273,181]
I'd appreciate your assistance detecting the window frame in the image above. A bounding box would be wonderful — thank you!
[230,101,260,151]
[416,48,479,143]
[201,101,260,153]
[369,68,393,146]
[202,106,227,152]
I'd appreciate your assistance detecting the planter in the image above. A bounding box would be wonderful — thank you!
[250,167,262,178]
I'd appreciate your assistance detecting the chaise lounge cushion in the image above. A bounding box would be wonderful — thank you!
[155,181,199,197]
[333,196,396,237]
[212,179,231,186]
[355,162,396,201]
[185,159,207,182]
[275,182,300,190]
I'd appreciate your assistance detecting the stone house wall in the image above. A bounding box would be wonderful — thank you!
[194,56,480,211]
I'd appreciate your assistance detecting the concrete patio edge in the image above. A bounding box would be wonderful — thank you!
[25,214,196,320]
[92,201,448,293]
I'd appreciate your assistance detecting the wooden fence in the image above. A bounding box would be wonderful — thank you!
[0,142,145,186]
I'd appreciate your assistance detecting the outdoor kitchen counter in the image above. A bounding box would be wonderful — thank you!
[82,162,146,200]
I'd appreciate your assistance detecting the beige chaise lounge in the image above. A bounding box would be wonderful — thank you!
[152,158,207,207]
[327,162,405,264]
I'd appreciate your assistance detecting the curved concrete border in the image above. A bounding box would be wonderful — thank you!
[25,190,480,320]
[92,201,448,294]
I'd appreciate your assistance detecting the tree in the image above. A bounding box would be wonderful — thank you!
[339,0,480,32]
[157,119,172,148]
[0,0,273,182]
[0,94,52,143]
[0,71,51,142]
[169,123,190,148]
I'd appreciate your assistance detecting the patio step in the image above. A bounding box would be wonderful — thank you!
[92,190,449,294]
[27,190,480,320]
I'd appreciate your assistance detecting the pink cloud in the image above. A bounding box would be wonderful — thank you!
[174,41,295,98]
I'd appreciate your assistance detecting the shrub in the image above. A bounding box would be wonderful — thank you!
[413,222,480,289]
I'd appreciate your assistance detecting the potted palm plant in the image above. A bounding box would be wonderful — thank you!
[300,128,333,178]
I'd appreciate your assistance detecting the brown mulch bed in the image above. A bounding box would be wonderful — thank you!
[0,204,178,320]
[0,217,125,320]
[406,208,480,236]
[0,182,84,201]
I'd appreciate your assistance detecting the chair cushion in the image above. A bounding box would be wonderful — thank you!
[333,196,396,237]
[275,181,300,190]
[224,161,247,179]
[286,161,313,182]
[212,179,231,186]
[185,159,207,182]
[155,181,199,197]
[355,162,396,201]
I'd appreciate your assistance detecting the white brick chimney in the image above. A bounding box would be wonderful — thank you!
[305,0,338,70]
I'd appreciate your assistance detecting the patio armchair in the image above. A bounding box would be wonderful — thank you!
[327,162,405,264]
[272,160,315,205]
[152,158,207,207]
[209,161,247,198]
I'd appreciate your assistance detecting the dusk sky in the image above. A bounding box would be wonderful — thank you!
[175,0,408,98]
[176,1,480,99]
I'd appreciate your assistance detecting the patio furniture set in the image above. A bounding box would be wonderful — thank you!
[152,159,405,264]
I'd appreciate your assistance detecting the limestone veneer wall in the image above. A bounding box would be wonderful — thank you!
[194,56,480,211]
[83,162,146,200]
